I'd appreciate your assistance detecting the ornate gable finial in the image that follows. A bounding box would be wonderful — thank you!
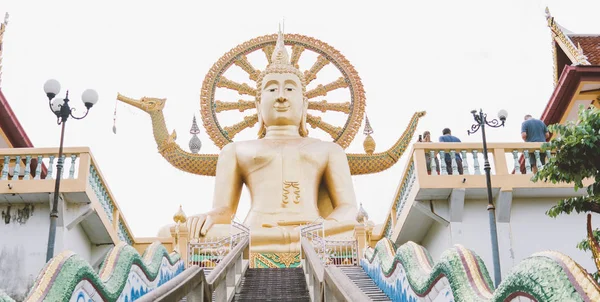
[574,42,589,66]
[545,7,552,20]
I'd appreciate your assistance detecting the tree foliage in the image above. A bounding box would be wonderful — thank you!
[532,105,600,282]
[532,106,600,216]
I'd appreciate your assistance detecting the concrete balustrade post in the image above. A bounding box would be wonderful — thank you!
[353,224,367,260]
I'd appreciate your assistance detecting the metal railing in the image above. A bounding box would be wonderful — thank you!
[300,222,359,267]
[188,220,250,268]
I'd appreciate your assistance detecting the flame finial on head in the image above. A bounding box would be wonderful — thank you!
[258,25,306,90]
[271,28,290,66]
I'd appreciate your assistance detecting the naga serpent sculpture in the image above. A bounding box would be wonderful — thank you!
[116,33,426,176]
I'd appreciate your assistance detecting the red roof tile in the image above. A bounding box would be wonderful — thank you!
[570,36,600,65]
[0,90,34,147]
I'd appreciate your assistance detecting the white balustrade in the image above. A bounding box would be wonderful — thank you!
[416,142,549,176]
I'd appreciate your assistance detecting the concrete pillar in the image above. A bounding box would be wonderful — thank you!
[353,224,367,260]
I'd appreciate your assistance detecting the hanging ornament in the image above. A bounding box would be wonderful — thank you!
[112,99,118,134]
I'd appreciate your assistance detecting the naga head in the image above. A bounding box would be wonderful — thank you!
[116,93,166,113]
[255,30,309,138]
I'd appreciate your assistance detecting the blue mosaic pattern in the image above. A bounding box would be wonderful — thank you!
[395,163,416,220]
[88,165,114,223]
[119,220,134,245]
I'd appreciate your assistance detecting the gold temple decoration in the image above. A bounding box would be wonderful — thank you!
[215,99,256,113]
[233,55,260,81]
[172,205,187,252]
[304,55,330,84]
[290,45,304,69]
[223,114,259,139]
[363,115,376,154]
[116,31,428,176]
[173,205,187,224]
[200,33,365,150]
[545,7,591,84]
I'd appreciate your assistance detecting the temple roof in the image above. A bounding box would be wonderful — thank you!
[546,8,600,83]
[569,36,600,65]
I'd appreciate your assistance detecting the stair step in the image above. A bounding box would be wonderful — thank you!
[339,266,392,301]
[234,268,310,302]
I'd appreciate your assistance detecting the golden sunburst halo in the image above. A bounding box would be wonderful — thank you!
[200,33,366,149]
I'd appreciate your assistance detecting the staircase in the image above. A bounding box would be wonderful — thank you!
[338,266,391,301]
[234,268,310,302]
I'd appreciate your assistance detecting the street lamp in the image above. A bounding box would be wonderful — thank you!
[43,79,99,261]
[467,108,507,288]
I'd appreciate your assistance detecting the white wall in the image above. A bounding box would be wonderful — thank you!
[65,224,92,263]
[420,221,451,262]
[0,199,103,301]
[0,203,50,301]
[510,198,593,271]
[418,197,596,278]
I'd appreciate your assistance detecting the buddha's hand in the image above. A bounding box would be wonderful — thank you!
[187,207,233,238]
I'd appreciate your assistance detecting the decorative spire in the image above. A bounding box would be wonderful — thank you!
[189,115,202,153]
[363,114,376,154]
[0,13,9,89]
[363,115,374,135]
[544,7,551,20]
[190,115,200,134]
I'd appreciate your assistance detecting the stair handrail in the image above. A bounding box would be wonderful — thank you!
[323,266,372,302]
[301,237,325,302]
[162,236,248,301]
[206,236,249,301]
[136,265,211,302]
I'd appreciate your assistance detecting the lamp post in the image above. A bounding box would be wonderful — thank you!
[43,79,99,261]
[467,108,507,288]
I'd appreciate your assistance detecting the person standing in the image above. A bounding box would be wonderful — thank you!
[521,114,550,172]
[422,131,440,175]
[439,128,464,175]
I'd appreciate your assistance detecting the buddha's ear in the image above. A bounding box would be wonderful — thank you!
[299,96,309,137]
[256,98,266,138]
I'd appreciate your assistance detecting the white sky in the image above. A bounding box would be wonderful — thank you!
[1,1,599,237]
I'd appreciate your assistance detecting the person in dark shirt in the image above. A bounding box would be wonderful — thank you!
[438,128,463,175]
[521,114,550,173]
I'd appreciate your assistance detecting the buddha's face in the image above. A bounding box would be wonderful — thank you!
[259,73,305,127]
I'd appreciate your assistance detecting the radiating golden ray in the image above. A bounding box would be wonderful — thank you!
[306,77,349,99]
[215,100,256,113]
[304,55,330,84]
[234,55,261,81]
[308,100,351,114]
[290,45,305,69]
[224,114,258,139]
[306,114,342,139]
[262,45,275,64]
[217,76,257,96]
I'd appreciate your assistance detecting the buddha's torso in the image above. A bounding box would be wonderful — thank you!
[234,137,329,227]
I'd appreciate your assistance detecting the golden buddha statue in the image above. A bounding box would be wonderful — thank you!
[116,30,427,254]
[167,31,358,252]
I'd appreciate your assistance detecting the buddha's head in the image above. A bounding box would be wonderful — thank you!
[256,31,308,137]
